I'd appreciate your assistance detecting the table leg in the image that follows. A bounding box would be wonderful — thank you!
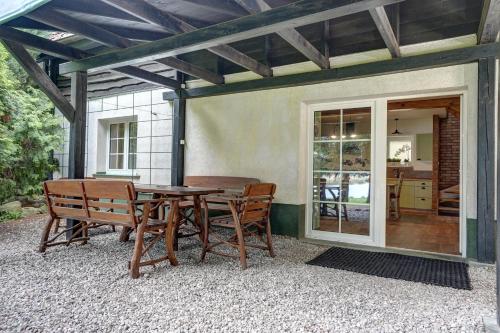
[165,199,179,266]
[192,195,205,242]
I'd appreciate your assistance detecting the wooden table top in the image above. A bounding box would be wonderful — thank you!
[135,185,224,196]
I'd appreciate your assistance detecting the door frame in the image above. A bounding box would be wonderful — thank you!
[384,89,467,257]
[304,89,467,257]
[305,99,381,247]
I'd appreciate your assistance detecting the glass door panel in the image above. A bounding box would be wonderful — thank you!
[311,107,372,236]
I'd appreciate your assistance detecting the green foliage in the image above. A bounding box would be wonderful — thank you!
[0,209,23,223]
[0,44,62,203]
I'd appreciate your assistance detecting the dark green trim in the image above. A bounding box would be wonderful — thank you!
[59,0,402,74]
[467,218,478,260]
[270,203,305,238]
[162,42,500,100]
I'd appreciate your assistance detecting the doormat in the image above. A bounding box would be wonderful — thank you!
[307,246,471,290]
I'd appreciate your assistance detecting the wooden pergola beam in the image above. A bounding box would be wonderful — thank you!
[60,0,404,74]
[478,0,500,44]
[155,57,224,84]
[0,25,180,89]
[27,6,134,48]
[235,0,329,69]
[102,0,273,77]
[177,0,248,18]
[27,4,223,85]
[2,40,76,122]
[162,42,500,100]
[369,6,401,57]
[0,25,90,59]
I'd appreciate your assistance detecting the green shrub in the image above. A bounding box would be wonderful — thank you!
[0,210,23,223]
[0,44,62,204]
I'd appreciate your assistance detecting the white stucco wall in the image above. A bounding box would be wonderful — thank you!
[185,64,478,220]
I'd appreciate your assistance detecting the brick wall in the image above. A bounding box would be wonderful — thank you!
[438,111,460,190]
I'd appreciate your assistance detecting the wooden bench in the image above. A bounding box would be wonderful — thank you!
[41,179,179,278]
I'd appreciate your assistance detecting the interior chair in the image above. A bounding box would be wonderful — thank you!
[389,172,404,220]
[201,183,276,269]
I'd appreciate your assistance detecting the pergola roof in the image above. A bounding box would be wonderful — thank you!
[0,0,498,101]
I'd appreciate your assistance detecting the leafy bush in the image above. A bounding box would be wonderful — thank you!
[0,210,23,223]
[0,44,62,204]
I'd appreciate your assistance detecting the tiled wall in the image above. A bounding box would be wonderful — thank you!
[53,88,173,186]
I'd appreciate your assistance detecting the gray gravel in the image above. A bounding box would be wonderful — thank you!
[0,215,496,332]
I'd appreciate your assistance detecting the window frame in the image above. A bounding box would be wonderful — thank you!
[106,120,137,174]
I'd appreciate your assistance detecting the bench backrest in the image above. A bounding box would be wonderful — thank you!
[83,180,137,226]
[44,180,138,227]
[44,180,87,220]
[184,176,260,191]
[239,183,276,224]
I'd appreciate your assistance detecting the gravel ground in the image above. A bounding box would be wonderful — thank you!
[0,215,496,332]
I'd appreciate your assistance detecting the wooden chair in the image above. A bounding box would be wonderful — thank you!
[172,176,261,248]
[41,179,178,278]
[389,172,404,220]
[201,183,276,269]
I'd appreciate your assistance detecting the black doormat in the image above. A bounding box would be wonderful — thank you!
[307,246,472,290]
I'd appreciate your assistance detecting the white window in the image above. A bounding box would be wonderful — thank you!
[387,136,414,162]
[107,122,137,172]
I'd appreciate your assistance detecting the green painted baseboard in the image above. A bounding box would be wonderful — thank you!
[270,203,305,238]
[466,218,477,260]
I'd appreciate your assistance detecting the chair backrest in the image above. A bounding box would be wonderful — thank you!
[44,180,87,220]
[395,172,404,198]
[184,176,260,191]
[83,180,137,226]
[239,183,276,224]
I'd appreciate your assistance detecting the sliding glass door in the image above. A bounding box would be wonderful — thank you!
[308,103,374,242]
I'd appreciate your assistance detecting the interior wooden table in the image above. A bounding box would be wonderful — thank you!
[126,185,224,266]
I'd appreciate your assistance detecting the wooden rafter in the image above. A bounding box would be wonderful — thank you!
[162,42,500,100]
[26,7,221,85]
[1,40,76,122]
[177,0,248,18]
[369,6,400,57]
[60,0,404,74]
[478,0,500,44]
[235,0,329,69]
[102,0,272,77]
[0,25,180,89]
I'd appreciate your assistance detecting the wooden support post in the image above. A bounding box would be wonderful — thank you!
[477,57,495,263]
[67,71,88,238]
[496,57,500,329]
[171,93,186,186]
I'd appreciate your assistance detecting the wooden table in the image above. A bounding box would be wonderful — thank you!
[133,185,224,266]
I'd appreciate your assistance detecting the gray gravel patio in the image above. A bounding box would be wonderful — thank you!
[0,215,496,332]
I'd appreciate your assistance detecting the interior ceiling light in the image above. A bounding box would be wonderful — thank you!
[392,118,402,135]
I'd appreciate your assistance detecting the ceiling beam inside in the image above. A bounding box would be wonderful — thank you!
[60,0,404,74]
[478,0,500,44]
[235,0,329,69]
[102,0,272,77]
[369,6,400,57]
